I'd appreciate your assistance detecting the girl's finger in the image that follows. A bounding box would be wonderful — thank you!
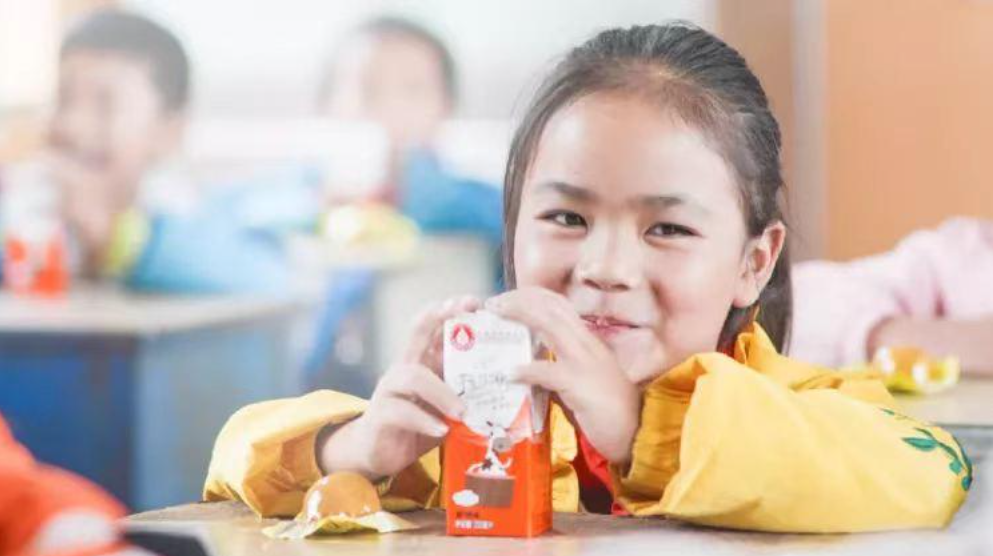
[381,363,465,420]
[486,289,593,358]
[377,396,450,438]
[403,295,482,366]
[422,295,482,368]
[508,361,569,395]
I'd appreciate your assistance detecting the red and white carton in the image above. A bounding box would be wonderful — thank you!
[3,223,69,296]
[442,310,551,537]
[1,162,69,296]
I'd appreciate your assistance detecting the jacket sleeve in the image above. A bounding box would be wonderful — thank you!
[203,390,443,517]
[613,325,970,532]
[791,217,993,368]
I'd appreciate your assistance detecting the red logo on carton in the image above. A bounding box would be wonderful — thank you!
[450,324,475,351]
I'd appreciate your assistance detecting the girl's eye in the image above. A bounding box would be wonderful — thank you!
[647,222,696,238]
[539,210,587,228]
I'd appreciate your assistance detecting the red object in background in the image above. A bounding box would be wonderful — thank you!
[0,414,125,555]
[3,228,69,296]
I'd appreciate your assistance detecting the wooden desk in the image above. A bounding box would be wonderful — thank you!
[0,286,318,511]
[896,378,993,463]
[125,498,989,556]
[896,378,993,428]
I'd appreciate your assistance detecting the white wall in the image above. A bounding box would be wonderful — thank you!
[125,0,716,119]
[0,0,58,110]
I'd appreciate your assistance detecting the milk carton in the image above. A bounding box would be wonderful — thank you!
[442,311,551,537]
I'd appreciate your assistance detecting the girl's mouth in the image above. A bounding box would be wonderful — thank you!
[581,314,642,339]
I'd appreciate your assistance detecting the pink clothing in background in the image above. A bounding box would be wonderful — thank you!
[790,218,993,367]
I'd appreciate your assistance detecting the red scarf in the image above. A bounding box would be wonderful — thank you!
[573,429,629,515]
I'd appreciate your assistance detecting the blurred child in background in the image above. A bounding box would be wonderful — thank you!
[305,17,504,393]
[792,217,993,375]
[0,8,292,294]
[318,16,502,243]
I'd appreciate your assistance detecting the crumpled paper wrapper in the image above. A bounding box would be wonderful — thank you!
[263,511,418,539]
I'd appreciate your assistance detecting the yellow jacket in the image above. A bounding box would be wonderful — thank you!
[203,324,969,532]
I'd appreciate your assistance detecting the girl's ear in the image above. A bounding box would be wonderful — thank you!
[732,221,786,308]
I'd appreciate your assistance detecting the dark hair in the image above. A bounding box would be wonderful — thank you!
[502,22,792,351]
[318,16,457,107]
[61,9,190,112]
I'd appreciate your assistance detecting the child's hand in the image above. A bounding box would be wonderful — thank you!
[319,296,480,480]
[486,287,641,464]
[48,153,134,274]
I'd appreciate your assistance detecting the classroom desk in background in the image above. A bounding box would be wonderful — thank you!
[0,285,318,511]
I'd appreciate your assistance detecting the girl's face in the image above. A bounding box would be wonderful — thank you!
[514,92,783,381]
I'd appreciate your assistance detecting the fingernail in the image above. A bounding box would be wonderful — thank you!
[432,423,449,437]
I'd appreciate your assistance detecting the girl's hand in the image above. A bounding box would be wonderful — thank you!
[486,287,641,464]
[318,296,480,480]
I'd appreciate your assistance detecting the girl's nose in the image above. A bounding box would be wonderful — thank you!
[575,223,643,292]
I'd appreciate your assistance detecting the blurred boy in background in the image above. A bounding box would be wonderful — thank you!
[0,8,291,294]
[318,16,502,243]
[305,17,503,394]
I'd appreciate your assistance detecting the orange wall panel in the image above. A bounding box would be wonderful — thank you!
[826,0,993,259]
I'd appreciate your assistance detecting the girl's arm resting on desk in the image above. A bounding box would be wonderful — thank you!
[202,391,367,517]
[870,316,993,376]
[203,297,478,517]
[202,390,442,517]
[612,325,970,533]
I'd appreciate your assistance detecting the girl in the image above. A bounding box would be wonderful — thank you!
[204,23,968,532]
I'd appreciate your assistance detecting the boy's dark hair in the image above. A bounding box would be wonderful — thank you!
[61,9,190,112]
[503,22,793,352]
[319,16,457,107]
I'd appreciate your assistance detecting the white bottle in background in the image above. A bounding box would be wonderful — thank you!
[0,161,74,293]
